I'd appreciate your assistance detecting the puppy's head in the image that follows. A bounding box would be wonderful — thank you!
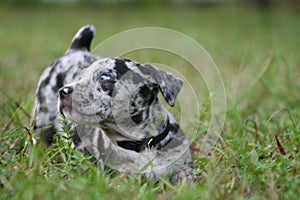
[58,58,183,127]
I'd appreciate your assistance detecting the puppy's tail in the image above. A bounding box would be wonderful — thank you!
[69,25,96,52]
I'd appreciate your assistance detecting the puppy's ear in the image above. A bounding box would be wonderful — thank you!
[142,64,183,107]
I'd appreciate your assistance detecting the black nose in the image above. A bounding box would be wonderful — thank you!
[59,86,73,97]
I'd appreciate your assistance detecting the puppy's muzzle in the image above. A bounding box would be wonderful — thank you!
[58,86,73,116]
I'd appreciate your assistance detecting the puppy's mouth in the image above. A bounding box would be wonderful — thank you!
[58,86,106,125]
[58,97,104,125]
[58,86,74,119]
[58,95,73,119]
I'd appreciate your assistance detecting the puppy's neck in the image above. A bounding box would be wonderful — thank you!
[101,97,168,142]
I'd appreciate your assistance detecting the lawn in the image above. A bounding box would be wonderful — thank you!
[0,3,300,200]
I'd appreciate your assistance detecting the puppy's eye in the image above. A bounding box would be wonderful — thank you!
[100,74,111,81]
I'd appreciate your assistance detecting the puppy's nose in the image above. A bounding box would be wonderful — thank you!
[59,86,73,97]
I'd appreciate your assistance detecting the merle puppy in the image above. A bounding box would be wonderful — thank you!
[58,58,193,182]
[32,25,193,182]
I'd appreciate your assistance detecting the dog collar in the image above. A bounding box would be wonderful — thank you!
[117,116,170,152]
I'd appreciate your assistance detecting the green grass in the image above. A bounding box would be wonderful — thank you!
[1,3,300,200]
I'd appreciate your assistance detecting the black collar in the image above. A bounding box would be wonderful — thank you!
[116,117,170,152]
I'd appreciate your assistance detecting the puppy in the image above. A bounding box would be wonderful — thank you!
[58,58,193,182]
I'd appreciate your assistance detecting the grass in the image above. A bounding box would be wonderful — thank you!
[1,3,300,199]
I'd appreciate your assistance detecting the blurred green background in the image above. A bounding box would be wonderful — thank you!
[1,0,299,109]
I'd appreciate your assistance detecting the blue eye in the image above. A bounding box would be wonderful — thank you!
[100,74,111,81]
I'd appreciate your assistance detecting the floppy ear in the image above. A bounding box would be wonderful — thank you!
[142,64,183,107]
